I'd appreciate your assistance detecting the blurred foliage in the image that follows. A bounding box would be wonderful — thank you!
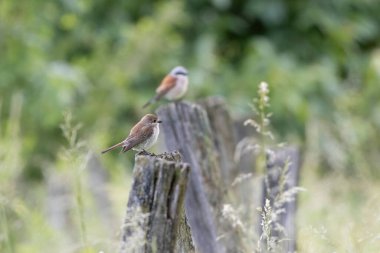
[1,0,380,179]
[1,0,380,251]
[0,0,380,176]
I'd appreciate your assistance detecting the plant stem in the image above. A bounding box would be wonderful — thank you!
[257,94,267,175]
[74,169,90,253]
[1,204,14,253]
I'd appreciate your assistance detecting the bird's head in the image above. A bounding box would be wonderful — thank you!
[170,66,188,77]
[141,114,162,125]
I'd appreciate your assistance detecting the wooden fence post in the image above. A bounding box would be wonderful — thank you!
[157,101,242,253]
[199,96,239,186]
[119,152,193,253]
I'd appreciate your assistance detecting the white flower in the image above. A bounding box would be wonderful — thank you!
[259,81,269,94]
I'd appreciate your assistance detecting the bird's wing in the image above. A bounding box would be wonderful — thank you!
[122,125,154,152]
[156,75,177,97]
[129,121,142,136]
[142,75,177,108]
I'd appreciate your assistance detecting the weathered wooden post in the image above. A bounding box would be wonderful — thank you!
[199,97,239,186]
[119,152,193,253]
[157,101,243,253]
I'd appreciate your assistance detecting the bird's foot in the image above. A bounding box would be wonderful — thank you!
[138,149,156,156]
[153,151,179,160]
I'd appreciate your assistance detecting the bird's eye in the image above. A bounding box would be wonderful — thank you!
[153,119,156,123]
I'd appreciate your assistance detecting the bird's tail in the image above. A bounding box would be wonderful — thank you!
[142,94,163,109]
[101,141,124,154]
[142,97,156,109]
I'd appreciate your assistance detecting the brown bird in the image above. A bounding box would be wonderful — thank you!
[142,66,189,108]
[101,114,162,154]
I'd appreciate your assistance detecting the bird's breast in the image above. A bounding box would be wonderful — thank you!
[136,124,159,150]
[150,124,160,145]
[164,76,188,100]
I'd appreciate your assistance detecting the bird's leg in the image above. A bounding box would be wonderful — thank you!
[146,149,156,156]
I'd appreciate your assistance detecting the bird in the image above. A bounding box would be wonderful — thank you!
[142,66,189,108]
[101,114,162,155]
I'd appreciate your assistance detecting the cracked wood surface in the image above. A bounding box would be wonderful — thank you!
[119,152,193,253]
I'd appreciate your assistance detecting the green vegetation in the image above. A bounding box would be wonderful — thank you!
[1,0,380,252]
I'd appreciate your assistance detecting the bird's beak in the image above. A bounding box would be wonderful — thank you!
[157,120,162,123]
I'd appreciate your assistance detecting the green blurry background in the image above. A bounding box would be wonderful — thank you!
[1,0,380,252]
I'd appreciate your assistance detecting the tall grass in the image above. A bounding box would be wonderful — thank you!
[59,111,91,252]
[297,168,380,252]
[228,82,303,253]
[0,96,129,252]
[1,203,14,253]
[239,81,273,175]
[0,93,23,253]
[229,81,380,253]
